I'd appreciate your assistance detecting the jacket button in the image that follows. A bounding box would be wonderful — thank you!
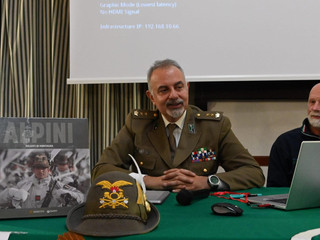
[140,162,143,165]
[203,168,208,173]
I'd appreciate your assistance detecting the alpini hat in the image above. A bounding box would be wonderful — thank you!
[54,152,69,165]
[66,171,160,237]
[31,153,50,168]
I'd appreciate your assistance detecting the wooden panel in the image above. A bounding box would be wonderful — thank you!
[254,156,269,166]
[192,80,318,110]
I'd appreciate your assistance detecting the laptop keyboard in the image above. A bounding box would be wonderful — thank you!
[268,198,288,204]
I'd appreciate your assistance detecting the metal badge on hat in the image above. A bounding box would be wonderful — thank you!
[97,180,133,209]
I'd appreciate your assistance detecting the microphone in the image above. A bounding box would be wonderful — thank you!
[176,189,210,206]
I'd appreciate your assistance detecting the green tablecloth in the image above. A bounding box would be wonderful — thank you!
[1,188,320,240]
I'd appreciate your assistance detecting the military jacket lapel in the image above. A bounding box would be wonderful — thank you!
[173,109,200,167]
[147,118,173,166]
[147,108,200,168]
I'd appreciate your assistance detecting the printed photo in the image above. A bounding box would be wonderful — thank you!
[0,117,90,219]
[0,148,90,209]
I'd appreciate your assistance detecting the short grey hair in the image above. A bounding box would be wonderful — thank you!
[147,59,185,92]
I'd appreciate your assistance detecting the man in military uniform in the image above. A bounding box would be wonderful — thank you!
[53,151,75,186]
[2,152,84,208]
[92,59,265,192]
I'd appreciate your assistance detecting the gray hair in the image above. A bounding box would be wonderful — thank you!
[147,59,185,92]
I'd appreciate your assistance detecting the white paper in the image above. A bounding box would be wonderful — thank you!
[291,228,320,240]
[0,232,12,240]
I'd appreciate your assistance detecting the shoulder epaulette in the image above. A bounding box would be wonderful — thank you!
[132,109,159,119]
[195,111,223,121]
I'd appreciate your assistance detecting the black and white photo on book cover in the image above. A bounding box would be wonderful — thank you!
[0,118,91,219]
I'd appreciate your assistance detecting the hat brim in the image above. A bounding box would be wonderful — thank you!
[66,202,160,237]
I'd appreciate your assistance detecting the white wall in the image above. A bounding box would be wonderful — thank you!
[209,100,307,184]
[208,100,307,155]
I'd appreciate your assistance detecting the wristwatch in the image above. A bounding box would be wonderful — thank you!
[208,175,221,190]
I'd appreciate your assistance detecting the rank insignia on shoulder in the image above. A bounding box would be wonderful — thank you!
[191,148,216,163]
[195,111,223,121]
[133,109,158,119]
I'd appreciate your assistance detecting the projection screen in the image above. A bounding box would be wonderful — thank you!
[68,0,320,84]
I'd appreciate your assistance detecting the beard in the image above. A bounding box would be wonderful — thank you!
[168,108,185,119]
[308,112,320,128]
[166,99,185,119]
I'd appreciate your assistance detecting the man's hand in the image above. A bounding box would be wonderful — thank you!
[144,168,210,192]
[8,188,28,201]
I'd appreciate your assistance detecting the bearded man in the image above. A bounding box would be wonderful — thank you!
[267,83,320,187]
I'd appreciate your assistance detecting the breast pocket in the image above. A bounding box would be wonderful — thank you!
[186,160,218,176]
[134,147,157,172]
[186,148,219,175]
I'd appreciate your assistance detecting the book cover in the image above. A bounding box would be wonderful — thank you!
[0,118,90,219]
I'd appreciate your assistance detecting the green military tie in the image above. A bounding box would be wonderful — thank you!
[168,123,177,160]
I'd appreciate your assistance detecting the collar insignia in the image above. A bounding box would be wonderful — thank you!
[188,124,195,134]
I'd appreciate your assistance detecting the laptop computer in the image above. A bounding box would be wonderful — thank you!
[146,190,170,204]
[248,141,320,210]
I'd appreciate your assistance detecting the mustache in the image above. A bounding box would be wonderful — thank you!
[309,111,320,116]
[166,99,184,107]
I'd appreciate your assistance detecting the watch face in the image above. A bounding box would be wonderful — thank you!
[210,175,219,185]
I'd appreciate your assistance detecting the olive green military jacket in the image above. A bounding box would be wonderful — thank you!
[92,105,265,190]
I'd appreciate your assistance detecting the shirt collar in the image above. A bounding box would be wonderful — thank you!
[162,110,187,129]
